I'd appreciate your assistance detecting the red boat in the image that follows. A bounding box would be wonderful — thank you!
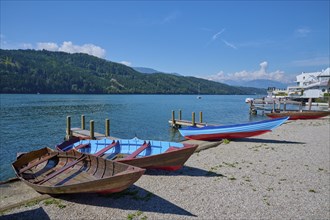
[266,110,330,120]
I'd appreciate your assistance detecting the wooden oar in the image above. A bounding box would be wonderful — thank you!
[37,154,87,185]
[125,142,150,159]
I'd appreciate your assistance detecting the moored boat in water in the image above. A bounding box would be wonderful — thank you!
[12,147,145,194]
[56,138,198,171]
[266,110,330,120]
[178,117,289,141]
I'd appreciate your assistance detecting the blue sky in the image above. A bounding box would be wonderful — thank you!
[1,1,329,83]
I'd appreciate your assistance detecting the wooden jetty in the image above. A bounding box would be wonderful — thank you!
[249,98,303,115]
[169,110,216,128]
[65,115,116,140]
[66,113,210,140]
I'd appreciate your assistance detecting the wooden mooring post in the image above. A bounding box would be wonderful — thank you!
[90,120,95,139]
[192,112,196,126]
[66,116,72,140]
[249,101,257,115]
[308,98,312,111]
[105,119,110,137]
[171,110,175,125]
[81,115,85,130]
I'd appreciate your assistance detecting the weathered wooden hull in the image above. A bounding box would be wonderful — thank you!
[12,148,145,195]
[56,138,198,171]
[179,117,289,141]
[266,111,330,120]
[117,145,198,171]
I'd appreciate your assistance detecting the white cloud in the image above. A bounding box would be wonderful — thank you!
[36,41,106,58]
[58,41,106,58]
[212,29,225,40]
[295,27,311,37]
[37,42,59,51]
[208,29,238,50]
[120,61,132,66]
[162,11,180,24]
[0,35,33,50]
[21,43,33,49]
[206,61,289,83]
[222,39,237,49]
[205,28,226,47]
[1,37,106,58]
[0,34,7,48]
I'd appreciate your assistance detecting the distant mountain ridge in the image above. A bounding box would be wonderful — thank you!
[134,67,289,89]
[0,49,266,95]
[224,79,289,89]
[133,67,160,74]
[133,67,181,76]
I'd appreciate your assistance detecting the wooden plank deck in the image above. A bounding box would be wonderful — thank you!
[70,128,118,140]
[168,119,217,128]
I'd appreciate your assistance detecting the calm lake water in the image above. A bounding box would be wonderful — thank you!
[0,94,266,181]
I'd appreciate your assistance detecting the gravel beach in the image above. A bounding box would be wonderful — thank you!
[1,117,329,220]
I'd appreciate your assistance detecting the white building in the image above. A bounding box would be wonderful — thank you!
[287,68,330,98]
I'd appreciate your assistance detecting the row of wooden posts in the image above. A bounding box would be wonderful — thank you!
[66,115,110,140]
[249,99,307,115]
[171,110,203,124]
[170,110,205,128]
[66,110,204,140]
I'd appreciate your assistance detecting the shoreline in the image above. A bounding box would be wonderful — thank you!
[1,117,329,219]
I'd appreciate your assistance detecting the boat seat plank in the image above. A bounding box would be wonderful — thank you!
[19,153,58,174]
[37,154,87,185]
[53,169,90,186]
[125,142,150,159]
[74,143,91,150]
[30,168,58,183]
[93,141,117,157]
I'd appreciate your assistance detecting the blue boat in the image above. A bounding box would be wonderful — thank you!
[178,117,289,141]
[56,137,198,171]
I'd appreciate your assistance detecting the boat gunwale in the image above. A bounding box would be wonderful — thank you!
[179,117,289,131]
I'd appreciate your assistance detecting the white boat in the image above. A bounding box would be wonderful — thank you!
[245,97,254,103]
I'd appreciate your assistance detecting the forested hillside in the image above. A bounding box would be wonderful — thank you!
[0,49,265,94]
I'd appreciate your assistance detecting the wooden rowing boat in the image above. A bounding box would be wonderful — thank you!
[178,117,289,141]
[56,138,198,171]
[12,147,145,194]
[266,110,330,120]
